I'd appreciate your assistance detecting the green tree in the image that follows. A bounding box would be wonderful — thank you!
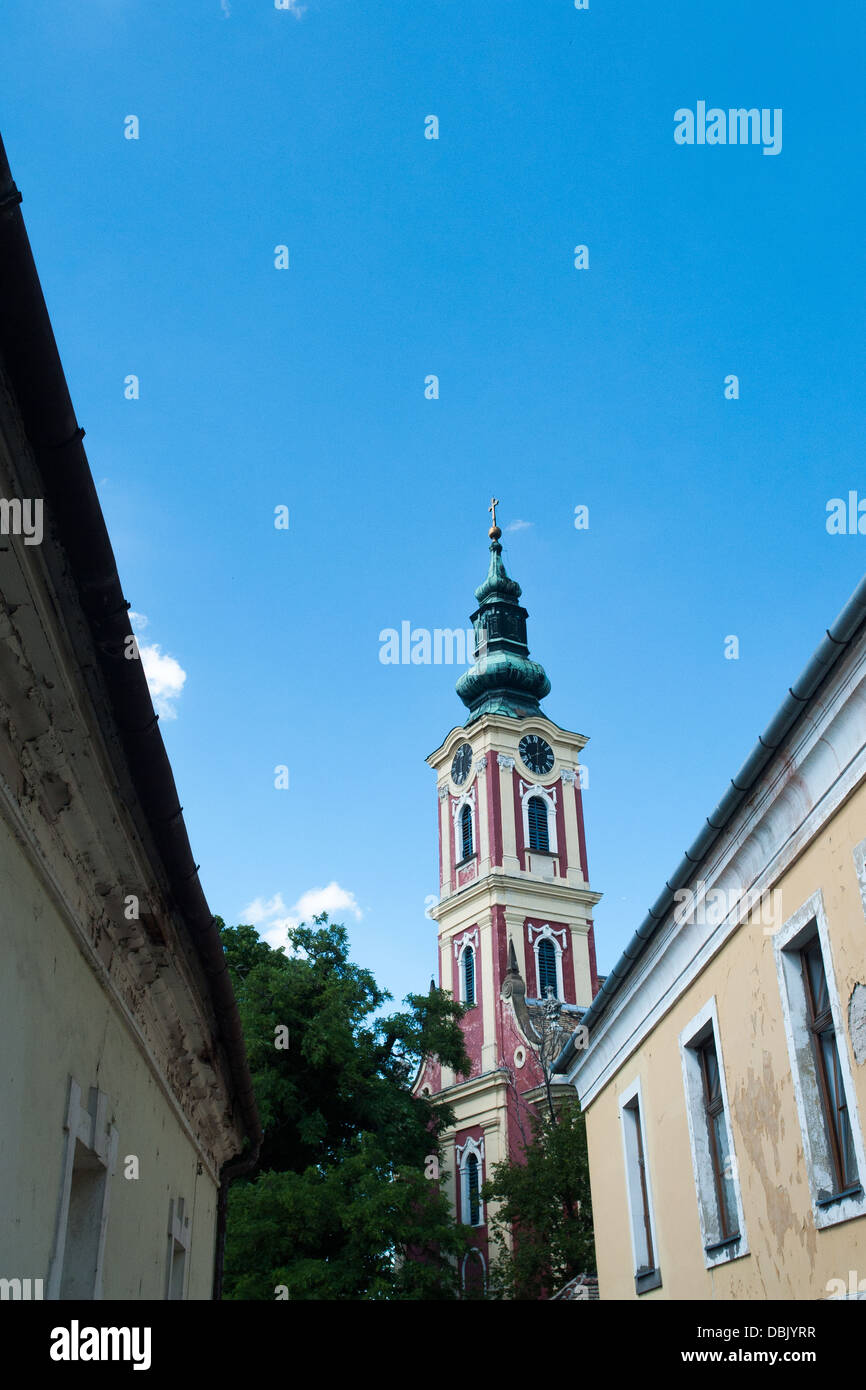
[481,1099,595,1300]
[220,915,472,1299]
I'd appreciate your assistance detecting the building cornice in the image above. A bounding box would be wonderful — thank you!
[427,713,588,769]
[434,1068,513,1107]
[430,869,601,925]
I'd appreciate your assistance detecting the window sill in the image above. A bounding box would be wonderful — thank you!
[812,1182,866,1229]
[705,1233,740,1254]
[455,854,477,870]
[703,1233,747,1266]
[816,1183,863,1209]
[635,1267,662,1295]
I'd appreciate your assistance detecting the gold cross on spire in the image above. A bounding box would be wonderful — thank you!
[488,496,501,540]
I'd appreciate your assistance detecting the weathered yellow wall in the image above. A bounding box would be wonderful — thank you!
[586,779,866,1300]
[0,815,219,1299]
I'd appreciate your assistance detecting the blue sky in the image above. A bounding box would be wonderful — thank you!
[4,1,865,1008]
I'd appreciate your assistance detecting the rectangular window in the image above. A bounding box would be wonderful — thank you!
[697,1036,738,1242]
[774,892,866,1229]
[800,938,858,1194]
[679,1000,747,1268]
[462,946,476,1006]
[528,796,550,852]
[48,1079,118,1300]
[166,1197,190,1300]
[618,1079,661,1294]
[61,1142,108,1300]
[466,1157,481,1226]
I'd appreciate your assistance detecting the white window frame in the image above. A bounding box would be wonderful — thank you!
[47,1078,118,1300]
[456,1135,485,1227]
[527,922,566,1000]
[773,889,866,1230]
[520,781,558,855]
[453,928,479,1005]
[452,787,477,864]
[678,998,748,1268]
[618,1077,661,1293]
[459,943,476,1005]
[853,835,866,920]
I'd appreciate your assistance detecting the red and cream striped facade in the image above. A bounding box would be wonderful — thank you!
[415,711,601,1285]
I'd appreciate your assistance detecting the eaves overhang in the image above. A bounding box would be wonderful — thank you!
[0,131,261,1167]
[554,567,866,1077]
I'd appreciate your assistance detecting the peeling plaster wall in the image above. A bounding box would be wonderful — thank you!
[586,778,866,1300]
[0,811,219,1298]
[0,386,249,1299]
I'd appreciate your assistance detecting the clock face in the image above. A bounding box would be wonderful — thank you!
[451,742,473,786]
[519,734,554,776]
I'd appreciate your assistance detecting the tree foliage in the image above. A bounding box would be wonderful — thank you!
[219,915,472,1299]
[481,1099,595,1300]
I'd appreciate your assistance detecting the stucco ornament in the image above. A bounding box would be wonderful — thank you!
[500,940,583,1062]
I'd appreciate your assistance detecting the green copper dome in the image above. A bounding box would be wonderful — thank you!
[456,534,551,723]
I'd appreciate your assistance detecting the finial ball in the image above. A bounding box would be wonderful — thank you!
[488,525,501,540]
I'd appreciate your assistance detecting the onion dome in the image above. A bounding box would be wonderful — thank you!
[455,502,551,723]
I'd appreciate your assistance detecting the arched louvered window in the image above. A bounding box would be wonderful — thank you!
[462,946,476,1006]
[527,795,550,852]
[538,937,558,998]
[461,1249,486,1295]
[460,804,474,859]
[466,1153,481,1225]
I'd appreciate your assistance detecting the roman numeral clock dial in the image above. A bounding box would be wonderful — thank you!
[451,742,473,786]
[518,734,554,776]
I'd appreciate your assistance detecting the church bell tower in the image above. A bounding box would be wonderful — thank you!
[414,501,601,1290]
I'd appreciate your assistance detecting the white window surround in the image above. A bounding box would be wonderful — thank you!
[519,780,558,855]
[678,999,749,1268]
[527,923,567,1000]
[460,944,476,1004]
[773,889,866,1230]
[47,1078,119,1300]
[452,785,477,862]
[853,835,866,917]
[618,1077,661,1286]
[453,927,479,959]
[461,1247,487,1291]
[456,1135,485,1226]
[453,929,479,1004]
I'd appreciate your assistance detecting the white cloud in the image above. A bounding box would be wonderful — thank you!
[505,519,532,532]
[128,613,187,719]
[243,881,362,950]
[140,645,187,719]
[221,0,231,16]
[242,892,288,926]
